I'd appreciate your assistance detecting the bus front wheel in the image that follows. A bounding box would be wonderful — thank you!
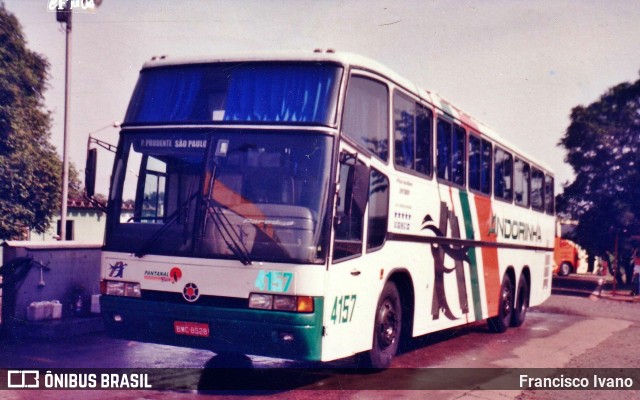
[364,281,402,369]
[488,274,514,333]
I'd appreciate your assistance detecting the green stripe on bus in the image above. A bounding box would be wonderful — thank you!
[458,191,483,321]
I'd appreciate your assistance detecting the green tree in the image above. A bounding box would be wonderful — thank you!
[68,162,84,200]
[558,72,640,280]
[0,5,62,240]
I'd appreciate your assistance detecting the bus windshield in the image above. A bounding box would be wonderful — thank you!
[107,130,334,264]
[124,62,343,126]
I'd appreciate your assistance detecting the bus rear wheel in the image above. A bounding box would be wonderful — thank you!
[364,281,402,369]
[511,274,529,327]
[488,274,514,333]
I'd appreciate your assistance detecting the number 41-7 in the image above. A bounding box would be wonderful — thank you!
[254,270,293,293]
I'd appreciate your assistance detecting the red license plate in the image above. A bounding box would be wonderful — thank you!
[174,321,210,337]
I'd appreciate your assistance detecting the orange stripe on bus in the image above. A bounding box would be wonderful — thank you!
[211,182,274,238]
[474,195,500,317]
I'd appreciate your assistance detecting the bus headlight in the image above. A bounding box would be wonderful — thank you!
[274,295,296,311]
[124,282,141,297]
[105,281,125,296]
[248,293,273,309]
[248,293,313,313]
[102,280,141,298]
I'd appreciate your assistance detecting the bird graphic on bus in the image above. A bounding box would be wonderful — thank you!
[421,202,470,321]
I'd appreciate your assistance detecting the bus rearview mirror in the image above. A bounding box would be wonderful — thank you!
[85,148,97,197]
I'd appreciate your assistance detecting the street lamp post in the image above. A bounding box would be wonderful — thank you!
[57,4,72,241]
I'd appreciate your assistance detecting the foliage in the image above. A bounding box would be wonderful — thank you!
[558,73,640,261]
[0,5,77,240]
[68,163,84,200]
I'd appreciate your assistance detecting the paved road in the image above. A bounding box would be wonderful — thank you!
[0,274,637,399]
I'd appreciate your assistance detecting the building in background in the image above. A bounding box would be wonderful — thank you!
[28,199,106,243]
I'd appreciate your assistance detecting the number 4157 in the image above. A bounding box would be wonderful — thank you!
[330,294,356,324]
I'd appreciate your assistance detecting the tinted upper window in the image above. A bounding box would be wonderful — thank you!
[514,158,530,207]
[531,167,544,211]
[544,174,555,215]
[343,76,389,162]
[415,106,433,176]
[437,119,465,186]
[125,63,343,125]
[468,134,492,195]
[494,147,513,201]
[394,93,415,169]
[393,93,432,176]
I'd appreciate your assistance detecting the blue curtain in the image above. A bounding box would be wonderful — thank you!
[125,64,339,125]
[224,65,337,123]
[401,111,414,168]
[126,69,202,123]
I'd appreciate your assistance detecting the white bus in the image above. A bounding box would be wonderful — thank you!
[89,51,555,368]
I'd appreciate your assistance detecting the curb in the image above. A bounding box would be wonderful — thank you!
[597,291,640,303]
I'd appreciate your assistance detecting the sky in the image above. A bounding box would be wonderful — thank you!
[4,0,640,195]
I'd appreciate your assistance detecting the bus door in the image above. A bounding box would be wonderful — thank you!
[322,145,380,361]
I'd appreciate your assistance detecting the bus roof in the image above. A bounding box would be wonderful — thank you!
[141,50,553,174]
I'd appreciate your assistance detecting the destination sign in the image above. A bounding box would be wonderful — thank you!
[132,134,208,154]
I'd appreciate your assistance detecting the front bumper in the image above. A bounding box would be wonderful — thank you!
[100,295,324,361]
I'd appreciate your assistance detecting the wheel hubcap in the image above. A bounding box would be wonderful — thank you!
[502,285,512,316]
[377,299,397,349]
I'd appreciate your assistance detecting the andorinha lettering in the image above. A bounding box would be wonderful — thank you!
[488,214,542,241]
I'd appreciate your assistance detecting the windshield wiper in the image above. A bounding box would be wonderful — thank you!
[203,198,253,266]
[134,192,198,258]
[201,161,252,265]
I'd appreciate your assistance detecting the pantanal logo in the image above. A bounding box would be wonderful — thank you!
[169,267,182,283]
[144,267,183,283]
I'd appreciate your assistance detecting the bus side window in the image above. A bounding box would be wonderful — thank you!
[333,154,369,261]
[481,139,492,195]
[437,119,452,180]
[135,155,167,223]
[494,147,513,202]
[367,169,389,251]
[416,105,433,176]
[544,174,555,215]
[469,135,492,195]
[514,158,530,207]
[469,135,481,191]
[393,93,415,169]
[531,167,544,211]
[342,76,389,162]
[452,125,466,186]
[437,119,465,186]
